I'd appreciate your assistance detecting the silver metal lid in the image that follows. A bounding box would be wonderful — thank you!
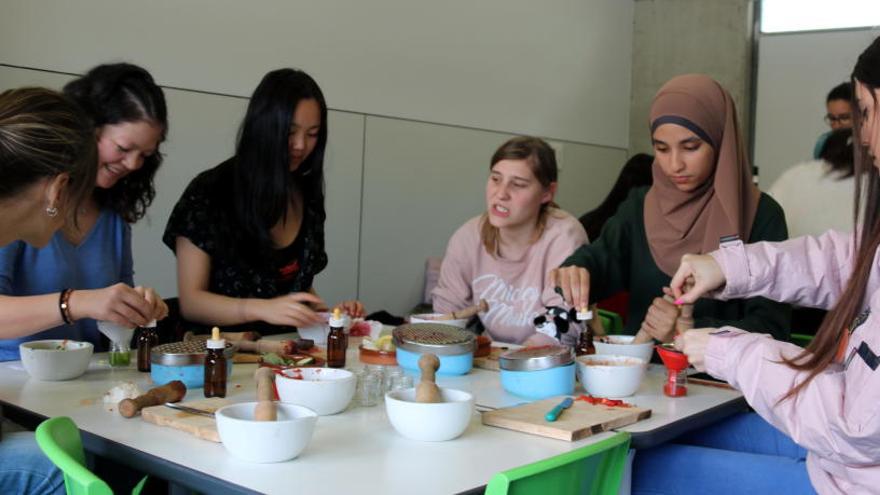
[499,345,573,371]
[392,323,475,356]
[151,340,235,366]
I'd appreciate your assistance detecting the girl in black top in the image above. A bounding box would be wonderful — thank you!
[164,68,363,335]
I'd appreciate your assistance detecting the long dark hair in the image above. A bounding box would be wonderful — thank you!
[819,128,854,178]
[579,153,653,241]
[63,63,167,223]
[781,36,880,401]
[229,68,327,261]
[0,87,96,225]
[480,136,558,256]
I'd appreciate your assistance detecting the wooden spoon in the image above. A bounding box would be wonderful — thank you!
[254,368,277,421]
[438,299,489,321]
[119,381,186,418]
[415,354,442,403]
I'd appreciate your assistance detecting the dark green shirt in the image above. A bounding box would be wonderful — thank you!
[562,187,791,341]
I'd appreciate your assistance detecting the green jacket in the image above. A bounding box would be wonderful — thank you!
[562,187,791,340]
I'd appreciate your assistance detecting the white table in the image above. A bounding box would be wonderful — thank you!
[0,343,745,494]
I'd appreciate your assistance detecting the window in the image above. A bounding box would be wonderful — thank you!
[761,0,880,33]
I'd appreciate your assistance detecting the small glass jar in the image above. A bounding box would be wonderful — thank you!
[383,367,404,394]
[663,368,688,397]
[356,370,382,407]
[389,373,413,392]
[109,341,131,367]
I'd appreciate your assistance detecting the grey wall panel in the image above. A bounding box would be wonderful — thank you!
[0,0,633,148]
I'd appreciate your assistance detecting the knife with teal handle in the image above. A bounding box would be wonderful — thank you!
[545,397,573,422]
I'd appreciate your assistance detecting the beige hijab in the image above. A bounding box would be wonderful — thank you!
[644,74,761,276]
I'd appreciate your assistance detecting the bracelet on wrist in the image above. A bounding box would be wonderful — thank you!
[59,289,74,325]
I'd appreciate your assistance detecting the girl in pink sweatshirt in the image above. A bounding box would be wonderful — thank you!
[639,36,880,495]
[432,136,587,346]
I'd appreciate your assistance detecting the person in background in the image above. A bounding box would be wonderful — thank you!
[0,86,97,495]
[635,35,880,495]
[579,153,653,243]
[770,128,856,238]
[0,63,169,362]
[432,136,588,346]
[164,68,363,336]
[552,74,790,343]
[813,82,853,159]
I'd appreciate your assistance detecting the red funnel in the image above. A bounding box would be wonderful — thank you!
[656,344,689,397]
[656,344,689,371]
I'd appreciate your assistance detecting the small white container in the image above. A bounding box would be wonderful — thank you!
[20,340,93,381]
[576,354,647,398]
[409,313,468,328]
[275,367,357,415]
[385,387,473,441]
[594,335,655,363]
[215,402,317,463]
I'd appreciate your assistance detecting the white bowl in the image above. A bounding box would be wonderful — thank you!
[297,312,350,345]
[594,335,654,363]
[385,387,473,441]
[20,340,93,381]
[276,368,357,415]
[215,402,317,463]
[576,354,647,398]
[409,313,469,328]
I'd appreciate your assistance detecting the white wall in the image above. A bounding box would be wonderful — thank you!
[1,0,634,315]
[753,28,880,187]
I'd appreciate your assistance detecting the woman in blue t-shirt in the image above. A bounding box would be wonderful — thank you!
[0,64,169,360]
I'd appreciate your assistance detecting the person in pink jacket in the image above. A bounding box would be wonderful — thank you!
[634,36,880,495]
[432,136,588,346]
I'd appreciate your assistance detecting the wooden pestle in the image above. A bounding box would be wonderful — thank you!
[415,354,443,403]
[675,303,695,335]
[439,299,489,321]
[253,368,277,421]
[587,304,606,336]
[235,339,297,355]
[118,381,186,418]
[633,295,681,344]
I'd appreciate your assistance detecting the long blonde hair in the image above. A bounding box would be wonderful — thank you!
[481,136,559,256]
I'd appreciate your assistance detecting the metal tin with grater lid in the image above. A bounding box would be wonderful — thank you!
[499,345,573,372]
[392,323,476,356]
[151,340,234,366]
[150,340,235,388]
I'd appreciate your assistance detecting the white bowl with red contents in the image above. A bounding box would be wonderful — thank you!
[576,354,647,398]
[275,367,357,415]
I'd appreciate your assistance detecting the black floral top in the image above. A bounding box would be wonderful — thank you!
[163,158,328,335]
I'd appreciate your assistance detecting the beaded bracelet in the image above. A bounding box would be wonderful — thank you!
[59,289,74,325]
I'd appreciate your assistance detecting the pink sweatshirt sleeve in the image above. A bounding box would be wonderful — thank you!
[432,222,475,314]
[705,330,880,466]
[710,230,855,310]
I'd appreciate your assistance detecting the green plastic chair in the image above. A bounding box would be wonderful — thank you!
[597,309,624,335]
[485,432,631,495]
[35,416,147,495]
[790,333,814,348]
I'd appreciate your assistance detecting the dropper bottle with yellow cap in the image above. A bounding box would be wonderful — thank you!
[204,326,227,398]
[327,308,347,368]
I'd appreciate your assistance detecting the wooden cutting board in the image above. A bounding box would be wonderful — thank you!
[141,398,230,442]
[481,396,651,441]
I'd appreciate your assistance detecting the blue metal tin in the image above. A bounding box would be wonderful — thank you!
[150,360,233,389]
[500,362,576,400]
[395,346,473,376]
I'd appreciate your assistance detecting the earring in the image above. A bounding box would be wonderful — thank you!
[46,206,58,217]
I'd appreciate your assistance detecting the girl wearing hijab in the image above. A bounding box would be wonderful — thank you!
[636,36,880,495]
[552,74,790,342]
